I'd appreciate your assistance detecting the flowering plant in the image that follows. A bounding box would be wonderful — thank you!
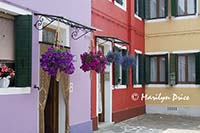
[80,50,107,73]
[40,46,75,76]
[0,65,15,79]
[121,55,136,70]
[106,51,123,64]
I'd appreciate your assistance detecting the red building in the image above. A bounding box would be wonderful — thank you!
[91,0,145,130]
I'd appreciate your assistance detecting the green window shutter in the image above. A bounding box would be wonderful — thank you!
[139,0,145,19]
[169,54,177,86]
[14,15,32,87]
[165,54,169,84]
[144,0,149,19]
[114,46,120,85]
[145,55,150,84]
[195,52,200,84]
[139,54,144,84]
[171,0,177,16]
[122,50,129,85]
[132,54,137,85]
[194,0,197,14]
[165,0,168,17]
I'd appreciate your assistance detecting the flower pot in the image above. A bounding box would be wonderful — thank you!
[0,78,10,88]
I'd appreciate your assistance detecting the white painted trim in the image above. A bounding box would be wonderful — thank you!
[172,50,200,54]
[114,0,127,11]
[134,14,142,21]
[135,49,142,54]
[145,51,169,55]
[0,87,31,95]
[145,18,168,23]
[115,44,127,50]
[145,84,170,88]
[0,2,32,15]
[133,84,142,88]
[173,84,200,88]
[114,85,127,89]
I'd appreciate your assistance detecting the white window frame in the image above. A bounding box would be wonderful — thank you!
[114,43,127,89]
[114,0,127,11]
[133,49,142,88]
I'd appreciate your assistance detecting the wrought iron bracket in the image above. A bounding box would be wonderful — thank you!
[34,13,96,40]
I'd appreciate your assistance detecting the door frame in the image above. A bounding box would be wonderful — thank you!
[96,38,113,124]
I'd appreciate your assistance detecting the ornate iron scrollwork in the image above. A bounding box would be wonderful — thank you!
[34,13,95,40]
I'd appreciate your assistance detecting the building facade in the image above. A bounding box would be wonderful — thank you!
[91,0,145,130]
[145,0,200,117]
[0,1,92,133]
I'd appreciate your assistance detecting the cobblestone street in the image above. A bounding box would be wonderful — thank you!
[94,114,200,133]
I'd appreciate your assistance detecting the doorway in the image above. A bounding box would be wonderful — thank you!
[96,39,112,126]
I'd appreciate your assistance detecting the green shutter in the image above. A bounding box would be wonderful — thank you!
[139,54,144,84]
[195,52,200,84]
[165,54,169,84]
[165,0,168,17]
[122,50,129,85]
[171,0,177,16]
[139,0,145,19]
[144,0,149,19]
[194,0,197,14]
[169,54,177,86]
[145,55,150,84]
[114,46,120,85]
[14,15,32,87]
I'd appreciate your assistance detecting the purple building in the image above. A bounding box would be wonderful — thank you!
[0,0,93,133]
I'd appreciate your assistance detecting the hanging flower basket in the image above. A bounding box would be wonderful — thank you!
[106,51,123,64]
[40,46,75,76]
[121,55,136,70]
[80,50,107,73]
[0,65,15,88]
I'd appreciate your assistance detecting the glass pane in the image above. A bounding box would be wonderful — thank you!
[135,0,139,15]
[150,0,157,18]
[136,54,139,84]
[150,57,157,82]
[159,57,166,82]
[42,29,56,44]
[158,0,165,17]
[187,0,195,14]
[178,56,186,82]
[177,0,185,15]
[188,55,195,82]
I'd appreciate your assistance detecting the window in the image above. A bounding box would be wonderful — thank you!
[114,0,126,11]
[177,54,195,83]
[133,53,144,85]
[113,45,129,87]
[135,0,145,18]
[145,0,168,19]
[172,0,196,17]
[42,28,56,44]
[145,54,168,84]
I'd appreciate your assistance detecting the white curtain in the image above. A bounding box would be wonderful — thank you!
[188,55,195,82]
[159,57,166,82]
[98,74,102,114]
[158,0,165,17]
[187,0,195,14]
[150,0,157,18]
[150,57,157,82]
[178,56,186,82]
[178,0,185,15]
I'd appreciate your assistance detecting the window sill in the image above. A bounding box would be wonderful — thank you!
[145,84,169,88]
[145,18,168,23]
[113,85,127,89]
[171,14,198,20]
[173,84,200,88]
[134,14,142,21]
[0,87,31,95]
[133,84,142,88]
[114,2,126,11]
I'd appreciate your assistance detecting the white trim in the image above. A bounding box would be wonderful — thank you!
[171,15,198,20]
[173,84,200,88]
[115,43,127,50]
[134,14,142,21]
[114,85,127,89]
[172,50,200,54]
[114,0,126,11]
[133,84,142,88]
[145,51,169,55]
[0,2,32,15]
[0,87,31,95]
[145,18,168,23]
[145,84,170,88]
[135,49,142,54]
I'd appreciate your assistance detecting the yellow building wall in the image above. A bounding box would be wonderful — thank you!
[145,1,200,106]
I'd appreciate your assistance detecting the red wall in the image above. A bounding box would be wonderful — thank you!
[91,0,145,119]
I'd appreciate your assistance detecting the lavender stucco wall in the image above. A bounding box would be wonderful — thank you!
[0,0,92,132]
